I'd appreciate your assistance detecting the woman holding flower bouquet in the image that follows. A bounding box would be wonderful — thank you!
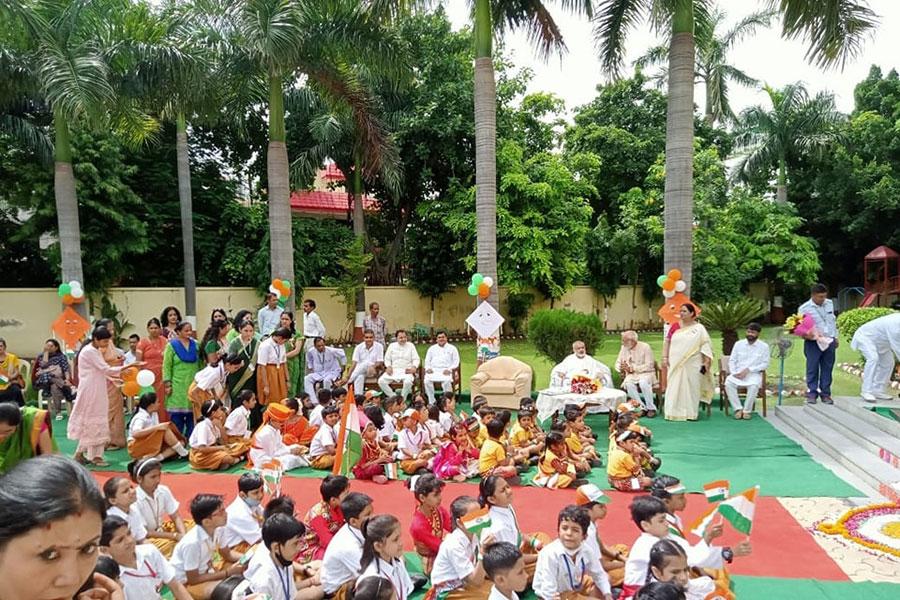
[798,283,838,405]
[662,303,714,421]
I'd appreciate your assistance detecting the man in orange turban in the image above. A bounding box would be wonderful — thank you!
[248,402,309,470]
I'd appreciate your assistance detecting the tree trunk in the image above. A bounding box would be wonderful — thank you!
[351,162,366,341]
[474,0,500,360]
[775,156,788,203]
[267,74,295,311]
[53,117,87,318]
[704,82,716,125]
[663,2,696,295]
[722,329,738,356]
[176,113,197,324]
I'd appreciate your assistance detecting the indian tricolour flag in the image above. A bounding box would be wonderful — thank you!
[333,384,362,477]
[460,507,492,535]
[703,480,730,503]
[688,503,719,538]
[718,486,759,534]
[0,374,7,385]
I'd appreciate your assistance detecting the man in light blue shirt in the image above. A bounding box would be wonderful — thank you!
[798,283,838,404]
[257,292,284,337]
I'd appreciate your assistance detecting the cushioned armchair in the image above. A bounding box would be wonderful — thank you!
[469,356,533,410]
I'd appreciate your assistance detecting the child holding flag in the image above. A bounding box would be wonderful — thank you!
[427,496,495,599]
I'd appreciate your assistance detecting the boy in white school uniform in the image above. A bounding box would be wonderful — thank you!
[621,496,671,600]
[321,492,374,597]
[484,541,529,600]
[429,496,495,599]
[221,473,266,553]
[224,390,257,440]
[247,513,322,600]
[309,405,340,470]
[532,505,612,600]
[100,515,192,600]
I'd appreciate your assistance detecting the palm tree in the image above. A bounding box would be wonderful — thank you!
[470,1,594,311]
[1,0,154,312]
[593,0,877,294]
[634,6,776,125]
[217,0,403,311]
[733,82,843,203]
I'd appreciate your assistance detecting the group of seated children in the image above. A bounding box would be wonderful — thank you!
[606,403,661,492]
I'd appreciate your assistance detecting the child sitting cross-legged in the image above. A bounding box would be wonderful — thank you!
[533,505,613,600]
[224,389,256,442]
[478,418,521,484]
[408,473,452,575]
[607,430,653,492]
[249,403,310,471]
[426,495,495,600]
[100,515,192,600]
[575,484,629,588]
[103,476,148,544]
[130,457,190,558]
[356,515,414,600]
[549,421,591,474]
[438,391,460,434]
[532,432,583,489]
[321,492,375,598]
[281,396,318,447]
[509,409,543,465]
[220,472,266,555]
[475,406,496,448]
[309,388,332,428]
[425,404,445,442]
[246,513,323,600]
[171,494,246,599]
[296,474,349,562]
[128,392,190,461]
[308,405,341,470]
[189,399,250,471]
[352,419,393,484]
[484,541,529,600]
[480,475,551,578]
[432,422,481,482]
[563,407,602,467]
[397,407,436,475]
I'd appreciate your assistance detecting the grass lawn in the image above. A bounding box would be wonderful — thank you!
[416,326,862,400]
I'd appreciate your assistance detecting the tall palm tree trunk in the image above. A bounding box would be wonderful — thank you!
[176,113,197,322]
[474,0,500,358]
[351,161,366,341]
[53,116,87,318]
[775,156,788,203]
[663,1,696,294]
[267,74,295,311]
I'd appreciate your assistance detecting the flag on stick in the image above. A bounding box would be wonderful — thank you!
[333,384,362,476]
[689,503,719,539]
[718,486,759,534]
[703,480,730,503]
[460,507,492,535]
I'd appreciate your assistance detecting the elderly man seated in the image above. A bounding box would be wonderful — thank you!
[552,340,613,389]
[303,336,346,398]
[725,322,770,419]
[615,330,659,417]
[378,329,420,399]
[423,331,459,405]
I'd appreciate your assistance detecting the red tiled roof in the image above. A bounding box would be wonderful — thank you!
[865,245,899,260]
[322,163,345,181]
[290,190,378,214]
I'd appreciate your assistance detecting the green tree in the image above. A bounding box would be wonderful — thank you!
[733,82,844,203]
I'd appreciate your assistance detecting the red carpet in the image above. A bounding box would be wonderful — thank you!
[95,471,847,582]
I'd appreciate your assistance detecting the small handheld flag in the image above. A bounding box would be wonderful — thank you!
[384,462,399,480]
[689,503,719,539]
[703,480,730,503]
[333,384,363,476]
[717,486,759,534]
[460,507,492,535]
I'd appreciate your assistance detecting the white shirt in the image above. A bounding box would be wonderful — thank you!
[623,532,660,587]
[321,524,365,594]
[352,341,384,365]
[257,337,286,366]
[134,484,179,532]
[257,305,284,337]
[533,538,610,597]
[124,350,137,366]
[357,556,414,600]
[119,543,177,600]
[309,422,338,458]
[128,408,159,442]
[309,404,325,428]
[553,354,613,386]
[221,496,264,548]
[487,505,522,546]
[667,514,722,569]
[225,405,252,438]
[424,343,460,375]
[430,528,477,592]
[247,547,296,600]
[438,410,455,434]
[109,505,148,543]
[798,298,838,337]
[170,525,224,582]
[379,413,397,440]
[728,339,770,386]
[303,310,326,338]
[584,521,601,563]
[384,342,420,371]
[188,418,220,448]
[249,424,297,465]
[397,426,429,458]
[852,312,900,356]
[193,363,226,392]
[489,587,519,600]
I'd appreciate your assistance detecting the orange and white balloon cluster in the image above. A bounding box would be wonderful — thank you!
[656,269,686,298]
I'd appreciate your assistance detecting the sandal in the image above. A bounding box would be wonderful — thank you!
[733,410,744,420]
[91,458,110,468]
[74,453,89,465]
[742,412,752,420]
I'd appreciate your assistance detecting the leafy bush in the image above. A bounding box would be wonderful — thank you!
[699,297,766,355]
[506,292,534,335]
[836,307,897,340]
[528,309,604,364]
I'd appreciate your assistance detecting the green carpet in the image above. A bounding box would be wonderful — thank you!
[731,576,900,600]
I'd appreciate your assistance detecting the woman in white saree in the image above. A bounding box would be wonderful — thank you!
[663,304,714,421]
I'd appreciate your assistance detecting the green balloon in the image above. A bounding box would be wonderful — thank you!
[281,279,291,289]
[59,283,72,297]
[472,273,484,286]
[468,284,478,296]
[656,275,668,287]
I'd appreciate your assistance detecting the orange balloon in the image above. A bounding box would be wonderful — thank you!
[123,380,141,396]
[281,285,291,297]
[662,278,676,291]
[478,282,490,298]
[667,269,682,281]
[121,367,138,382]
[62,294,75,305]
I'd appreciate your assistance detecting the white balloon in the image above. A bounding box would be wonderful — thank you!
[68,280,81,290]
[483,276,494,288]
[268,285,282,298]
[662,289,676,298]
[136,369,155,387]
[70,287,85,299]
[674,280,686,292]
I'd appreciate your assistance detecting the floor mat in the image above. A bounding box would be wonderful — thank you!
[730,575,900,600]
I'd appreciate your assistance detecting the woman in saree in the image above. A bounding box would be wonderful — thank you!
[280,311,304,397]
[0,402,57,473]
[162,321,201,438]
[663,303,714,421]
[160,306,182,340]
[33,338,74,420]
[136,317,170,422]
[227,319,259,398]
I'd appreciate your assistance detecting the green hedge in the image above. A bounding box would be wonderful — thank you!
[527,309,604,364]
[836,307,897,340]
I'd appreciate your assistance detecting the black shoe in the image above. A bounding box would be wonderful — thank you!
[821,396,834,405]
[411,574,428,591]
[805,396,818,405]
[589,458,603,468]
[527,455,540,466]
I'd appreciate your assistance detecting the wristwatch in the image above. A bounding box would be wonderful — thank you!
[722,547,734,563]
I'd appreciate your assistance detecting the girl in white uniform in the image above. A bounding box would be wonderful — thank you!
[356,515,414,600]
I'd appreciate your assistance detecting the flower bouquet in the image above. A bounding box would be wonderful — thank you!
[570,374,600,395]
[784,313,833,351]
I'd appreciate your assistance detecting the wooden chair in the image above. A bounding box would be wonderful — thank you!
[718,355,767,417]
